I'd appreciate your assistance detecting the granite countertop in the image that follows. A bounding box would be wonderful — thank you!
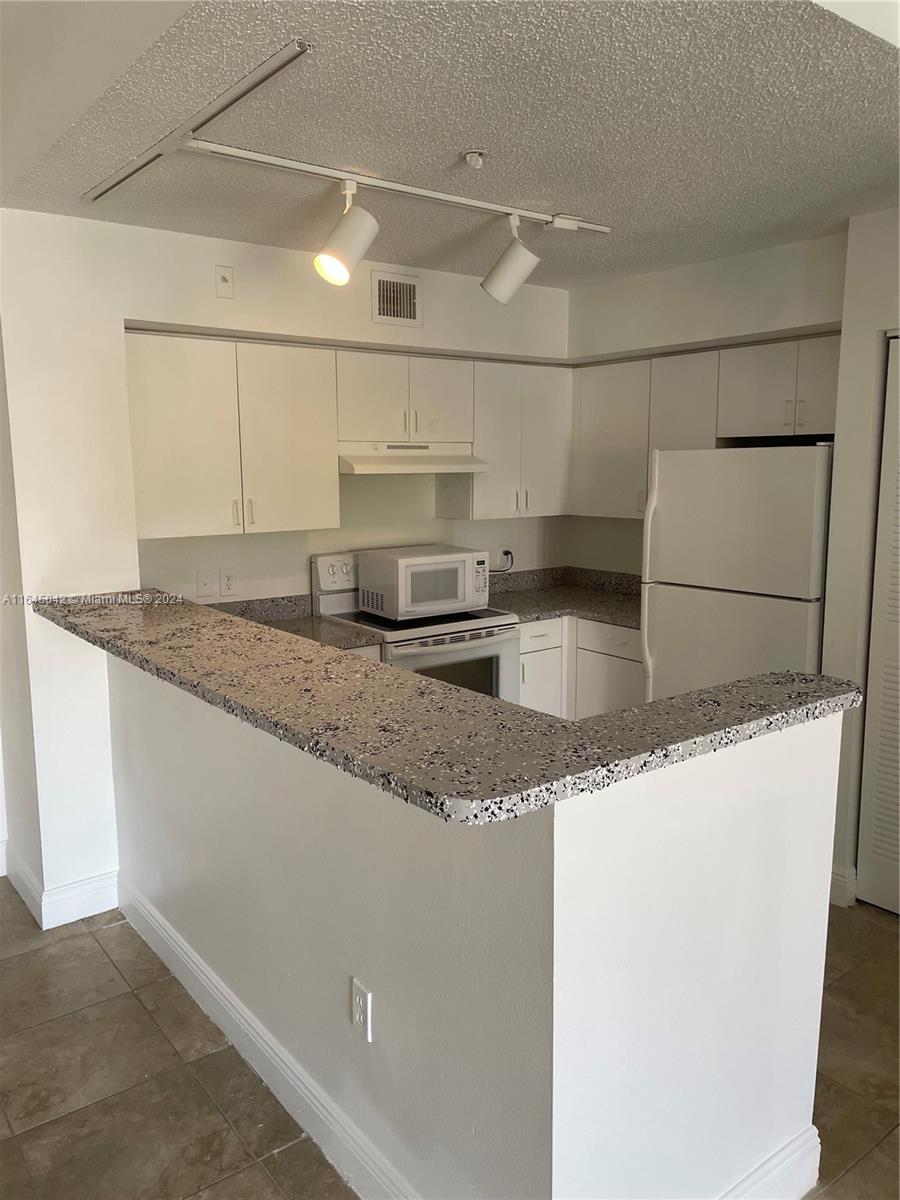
[259,615,381,651]
[33,591,860,826]
[498,586,640,628]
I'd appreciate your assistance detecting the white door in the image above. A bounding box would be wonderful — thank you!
[857,338,899,913]
[336,351,409,441]
[575,649,644,718]
[521,366,572,516]
[795,336,840,435]
[642,583,822,701]
[574,360,650,518]
[472,362,522,519]
[126,334,243,539]
[236,344,340,535]
[519,646,563,716]
[409,357,474,441]
[649,351,719,459]
[644,445,831,599]
[717,341,799,438]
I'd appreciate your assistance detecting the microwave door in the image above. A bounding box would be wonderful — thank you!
[405,561,465,612]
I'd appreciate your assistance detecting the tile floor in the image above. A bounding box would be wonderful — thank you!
[0,879,356,1199]
[0,878,897,1199]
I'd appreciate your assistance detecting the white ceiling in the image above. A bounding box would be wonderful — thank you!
[3,0,897,287]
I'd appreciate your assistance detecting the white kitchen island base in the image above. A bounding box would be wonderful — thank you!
[106,656,841,1200]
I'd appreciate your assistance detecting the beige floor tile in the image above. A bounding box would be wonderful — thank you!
[820,1126,899,1199]
[0,1104,12,1138]
[263,1138,358,1200]
[18,1064,251,1200]
[824,906,899,985]
[93,920,170,988]
[0,992,179,1132]
[195,1163,287,1198]
[137,976,230,1062]
[0,883,86,964]
[819,949,899,1115]
[192,1046,302,1157]
[0,1136,38,1200]
[814,1073,899,1191]
[0,934,129,1037]
[854,903,900,934]
[81,908,126,932]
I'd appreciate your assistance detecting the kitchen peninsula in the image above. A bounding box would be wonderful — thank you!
[34,592,859,1199]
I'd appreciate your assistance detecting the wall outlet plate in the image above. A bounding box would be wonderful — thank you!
[196,569,216,599]
[219,568,236,596]
[215,264,234,299]
[351,977,373,1043]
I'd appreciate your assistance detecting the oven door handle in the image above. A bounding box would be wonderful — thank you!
[386,628,521,658]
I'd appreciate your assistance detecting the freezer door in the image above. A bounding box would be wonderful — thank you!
[643,445,831,599]
[641,583,823,702]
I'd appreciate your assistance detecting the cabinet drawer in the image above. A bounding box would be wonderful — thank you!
[519,618,563,652]
[576,618,641,662]
[346,644,381,661]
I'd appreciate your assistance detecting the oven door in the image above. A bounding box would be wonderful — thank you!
[383,628,520,702]
[399,556,473,619]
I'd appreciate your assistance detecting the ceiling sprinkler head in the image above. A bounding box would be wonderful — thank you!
[463,150,486,169]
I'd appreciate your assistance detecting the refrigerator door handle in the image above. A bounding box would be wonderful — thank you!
[640,585,654,702]
[642,453,660,582]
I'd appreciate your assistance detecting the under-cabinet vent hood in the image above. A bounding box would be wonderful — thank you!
[338,442,487,475]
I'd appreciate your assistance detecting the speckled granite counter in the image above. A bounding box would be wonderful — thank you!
[498,586,640,628]
[33,591,860,825]
[255,615,381,651]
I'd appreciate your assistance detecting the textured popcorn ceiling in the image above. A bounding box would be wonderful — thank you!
[5,0,898,286]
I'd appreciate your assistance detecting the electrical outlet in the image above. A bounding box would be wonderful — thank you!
[195,569,216,599]
[219,568,236,596]
[351,977,373,1043]
[215,264,234,299]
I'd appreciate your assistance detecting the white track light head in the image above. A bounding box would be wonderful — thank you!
[314,180,379,286]
[480,213,540,304]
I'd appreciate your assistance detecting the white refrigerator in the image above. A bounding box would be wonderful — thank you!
[641,445,832,701]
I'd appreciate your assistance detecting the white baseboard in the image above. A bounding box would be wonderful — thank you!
[5,845,117,929]
[118,877,418,1200]
[720,1126,821,1199]
[830,864,857,907]
[0,838,7,877]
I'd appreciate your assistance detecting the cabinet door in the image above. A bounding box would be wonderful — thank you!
[336,351,409,441]
[519,646,563,716]
[649,351,719,461]
[575,648,644,719]
[472,362,522,519]
[795,336,840,435]
[574,361,650,518]
[521,366,573,516]
[716,342,798,438]
[126,334,243,539]
[237,344,339,535]
[409,357,474,441]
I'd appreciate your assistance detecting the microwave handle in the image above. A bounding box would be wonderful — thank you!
[386,628,521,658]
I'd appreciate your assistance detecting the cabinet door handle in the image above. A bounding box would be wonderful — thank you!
[530,633,550,640]
[521,660,526,684]
[515,490,520,511]
[636,489,645,514]
[403,408,408,433]
[232,499,241,527]
[797,399,807,428]
[414,409,419,433]
[524,489,529,509]
[246,498,255,526]
[783,400,794,428]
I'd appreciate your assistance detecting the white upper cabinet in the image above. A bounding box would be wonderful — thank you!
[795,335,840,435]
[521,366,573,516]
[336,351,409,441]
[236,344,339,535]
[649,351,719,458]
[471,362,523,518]
[716,341,799,438]
[127,334,243,539]
[573,360,651,519]
[409,357,474,441]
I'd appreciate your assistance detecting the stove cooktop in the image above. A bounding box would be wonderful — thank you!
[329,606,519,642]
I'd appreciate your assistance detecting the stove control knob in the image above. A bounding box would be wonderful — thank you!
[328,564,337,576]
[341,563,351,575]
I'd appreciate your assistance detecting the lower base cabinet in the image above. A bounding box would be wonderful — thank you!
[574,648,644,719]
[519,645,564,716]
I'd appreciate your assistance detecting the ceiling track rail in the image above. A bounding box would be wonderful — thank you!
[181,139,611,234]
[83,38,311,202]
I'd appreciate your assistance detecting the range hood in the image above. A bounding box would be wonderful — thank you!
[338,442,487,475]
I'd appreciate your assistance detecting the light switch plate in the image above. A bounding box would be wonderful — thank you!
[195,570,216,599]
[215,265,234,299]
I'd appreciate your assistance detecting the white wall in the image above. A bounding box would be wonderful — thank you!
[0,207,568,902]
[568,234,847,360]
[822,208,899,896]
[111,656,554,1200]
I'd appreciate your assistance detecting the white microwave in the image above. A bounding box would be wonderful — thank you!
[357,544,489,621]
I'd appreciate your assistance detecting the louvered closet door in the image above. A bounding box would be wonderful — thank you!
[858,338,900,913]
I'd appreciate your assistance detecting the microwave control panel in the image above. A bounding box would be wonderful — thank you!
[474,556,488,599]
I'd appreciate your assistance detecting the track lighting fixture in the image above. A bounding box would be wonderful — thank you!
[314,180,379,286]
[480,213,540,304]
